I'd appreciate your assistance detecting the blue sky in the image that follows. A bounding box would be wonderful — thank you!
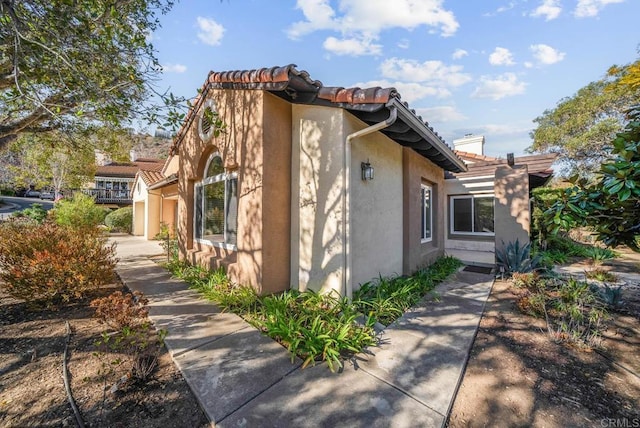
[150,0,639,157]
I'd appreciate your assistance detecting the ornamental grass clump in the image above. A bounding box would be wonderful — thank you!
[0,220,117,305]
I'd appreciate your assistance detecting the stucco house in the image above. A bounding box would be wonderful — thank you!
[445,134,557,265]
[131,155,179,240]
[85,152,164,207]
[158,64,472,297]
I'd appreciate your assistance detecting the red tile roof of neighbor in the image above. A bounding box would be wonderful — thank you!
[137,170,165,186]
[171,64,467,173]
[454,150,497,163]
[96,159,165,178]
[445,153,559,188]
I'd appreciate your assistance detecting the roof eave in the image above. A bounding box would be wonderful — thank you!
[148,173,178,190]
[388,99,467,173]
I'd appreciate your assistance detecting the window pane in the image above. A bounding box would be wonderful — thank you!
[195,185,203,239]
[225,178,238,245]
[453,198,473,232]
[474,197,494,233]
[203,181,225,241]
[422,187,431,240]
[206,156,224,178]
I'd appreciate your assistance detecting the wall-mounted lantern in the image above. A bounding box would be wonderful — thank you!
[361,160,374,181]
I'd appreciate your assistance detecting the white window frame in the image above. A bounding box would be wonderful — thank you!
[194,153,238,250]
[450,194,495,236]
[421,184,433,243]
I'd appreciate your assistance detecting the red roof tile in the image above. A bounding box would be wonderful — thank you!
[138,170,165,186]
[171,65,466,172]
[454,150,497,163]
[96,159,164,178]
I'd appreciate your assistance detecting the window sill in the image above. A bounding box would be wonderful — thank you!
[195,239,237,251]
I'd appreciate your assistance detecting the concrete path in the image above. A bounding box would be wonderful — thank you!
[110,235,494,427]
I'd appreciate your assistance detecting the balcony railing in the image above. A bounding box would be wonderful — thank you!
[68,189,132,205]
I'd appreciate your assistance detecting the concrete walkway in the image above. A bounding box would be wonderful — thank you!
[110,235,494,427]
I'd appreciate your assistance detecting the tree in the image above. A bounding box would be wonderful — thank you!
[544,107,640,251]
[528,55,640,176]
[0,0,179,150]
[7,132,96,193]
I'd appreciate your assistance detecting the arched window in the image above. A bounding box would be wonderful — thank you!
[194,153,238,247]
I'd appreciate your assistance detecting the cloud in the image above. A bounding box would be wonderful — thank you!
[471,73,526,100]
[416,106,467,122]
[323,36,382,56]
[196,17,225,46]
[380,57,472,87]
[452,48,468,60]
[489,47,515,66]
[397,39,410,49]
[530,0,562,20]
[355,80,451,103]
[574,0,625,17]
[483,1,517,17]
[161,63,187,73]
[530,43,565,65]
[288,0,459,51]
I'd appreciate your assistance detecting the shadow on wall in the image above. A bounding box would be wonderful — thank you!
[297,113,344,295]
[494,166,530,252]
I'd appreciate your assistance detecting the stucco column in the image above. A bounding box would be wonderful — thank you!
[494,165,530,257]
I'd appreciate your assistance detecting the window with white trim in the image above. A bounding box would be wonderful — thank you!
[421,184,432,242]
[194,153,238,247]
[450,195,494,235]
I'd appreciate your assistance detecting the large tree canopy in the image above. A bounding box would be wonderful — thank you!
[544,106,640,251]
[528,55,640,176]
[0,0,175,149]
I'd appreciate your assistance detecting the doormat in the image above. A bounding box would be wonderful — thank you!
[463,265,493,275]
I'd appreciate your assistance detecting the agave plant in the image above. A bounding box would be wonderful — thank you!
[496,239,541,276]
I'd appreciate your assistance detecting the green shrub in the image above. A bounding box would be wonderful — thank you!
[11,203,48,223]
[0,221,117,305]
[105,206,133,233]
[53,193,109,229]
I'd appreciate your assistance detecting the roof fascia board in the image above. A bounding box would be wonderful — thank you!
[388,99,467,172]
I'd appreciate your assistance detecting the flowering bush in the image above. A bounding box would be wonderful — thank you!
[0,220,117,304]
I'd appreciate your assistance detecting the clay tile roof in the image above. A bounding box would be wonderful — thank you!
[445,153,558,188]
[171,64,466,172]
[454,150,497,163]
[96,159,165,178]
[138,170,165,186]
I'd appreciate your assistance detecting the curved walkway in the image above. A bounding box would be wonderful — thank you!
[110,234,494,428]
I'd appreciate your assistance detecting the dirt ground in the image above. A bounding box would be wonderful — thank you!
[0,283,209,428]
[2,253,639,427]
[448,250,640,428]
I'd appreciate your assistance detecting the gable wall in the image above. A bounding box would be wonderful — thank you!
[177,89,291,294]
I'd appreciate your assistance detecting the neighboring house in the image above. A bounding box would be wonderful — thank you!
[166,64,468,297]
[85,155,164,207]
[444,134,557,265]
[131,155,179,239]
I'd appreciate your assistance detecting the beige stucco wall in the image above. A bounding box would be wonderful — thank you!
[132,176,147,237]
[163,154,179,176]
[402,147,446,274]
[348,114,403,289]
[494,165,530,254]
[290,104,345,295]
[177,89,291,295]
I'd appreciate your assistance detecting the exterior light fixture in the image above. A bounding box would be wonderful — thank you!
[361,160,374,181]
